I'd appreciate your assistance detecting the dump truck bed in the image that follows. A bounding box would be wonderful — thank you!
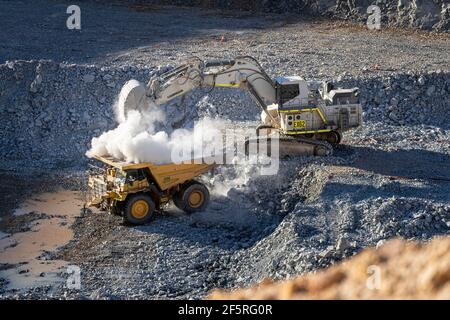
[93,155,213,191]
[93,155,160,170]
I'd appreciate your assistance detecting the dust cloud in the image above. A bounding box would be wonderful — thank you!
[86,82,226,164]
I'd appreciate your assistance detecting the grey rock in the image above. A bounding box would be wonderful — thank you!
[319,246,334,258]
[418,76,426,86]
[83,74,95,83]
[336,237,353,253]
[376,239,386,249]
[30,74,42,93]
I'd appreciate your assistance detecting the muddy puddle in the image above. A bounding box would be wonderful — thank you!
[0,190,83,292]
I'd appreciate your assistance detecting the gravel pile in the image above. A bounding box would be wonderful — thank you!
[338,71,450,127]
[225,155,450,285]
[0,60,149,169]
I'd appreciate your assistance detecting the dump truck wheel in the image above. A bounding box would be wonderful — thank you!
[173,180,196,209]
[174,182,210,214]
[124,194,155,225]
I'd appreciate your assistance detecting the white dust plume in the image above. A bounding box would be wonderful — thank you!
[86,84,226,164]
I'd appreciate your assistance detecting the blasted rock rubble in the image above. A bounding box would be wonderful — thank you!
[0,2,449,299]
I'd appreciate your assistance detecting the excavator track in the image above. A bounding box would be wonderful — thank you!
[279,135,333,157]
[244,134,333,158]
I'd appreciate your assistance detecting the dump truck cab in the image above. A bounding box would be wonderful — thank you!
[87,155,213,225]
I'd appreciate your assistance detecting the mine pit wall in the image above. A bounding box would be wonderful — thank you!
[0,59,449,170]
[0,60,153,169]
[131,0,449,32]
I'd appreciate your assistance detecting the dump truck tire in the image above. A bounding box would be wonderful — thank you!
[173,180,197,210]
[174,182,210,214]
[124,193,155,225]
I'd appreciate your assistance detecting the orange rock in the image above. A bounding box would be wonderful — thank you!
[208,237,450,300]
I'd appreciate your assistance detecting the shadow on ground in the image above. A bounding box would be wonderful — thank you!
[349,146,450,181]
[0,0,274,64]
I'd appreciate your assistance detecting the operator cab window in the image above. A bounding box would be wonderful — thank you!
[126,169,145,183]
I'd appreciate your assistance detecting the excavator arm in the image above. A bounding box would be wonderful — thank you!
[148,56,277,107]
[119,56,279,124]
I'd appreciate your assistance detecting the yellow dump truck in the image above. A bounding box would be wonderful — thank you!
[87,155,213,225]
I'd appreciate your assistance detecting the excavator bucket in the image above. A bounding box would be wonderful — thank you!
[278,137,332,157]
[116,79,147,122]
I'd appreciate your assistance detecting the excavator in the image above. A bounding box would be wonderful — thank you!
[119,56,362,156]
[86,56,363,225]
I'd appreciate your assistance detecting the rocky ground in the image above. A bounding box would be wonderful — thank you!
[0,1,449,299]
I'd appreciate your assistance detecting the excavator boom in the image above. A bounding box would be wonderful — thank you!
[120,57,278,122]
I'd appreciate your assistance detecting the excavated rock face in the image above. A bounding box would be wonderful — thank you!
[209,236,450,299]
[144,0,449,31]
[307,0,449,31]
